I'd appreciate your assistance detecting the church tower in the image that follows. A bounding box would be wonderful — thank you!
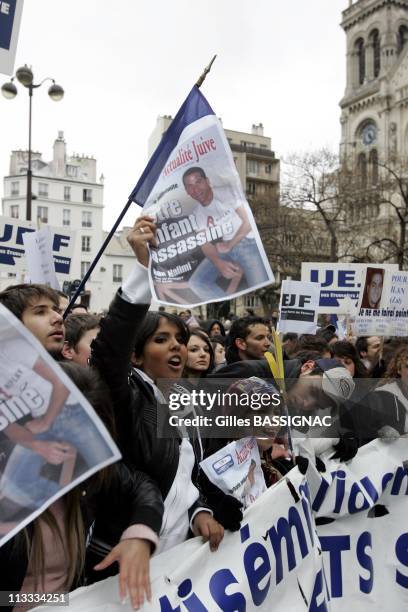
[340,0,408,169]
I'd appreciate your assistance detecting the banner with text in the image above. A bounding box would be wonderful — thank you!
[0,0,24,76]
[37,439,408,611]
[129,87,274,307]
[351,268,408,336]
[301,262,398,314]
[278,279,320,334]
[0,216,75,278]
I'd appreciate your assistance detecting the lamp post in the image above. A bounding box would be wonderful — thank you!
[1,65,64,221]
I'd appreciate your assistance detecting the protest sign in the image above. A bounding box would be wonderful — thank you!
[351,268,408,336]
[36,469,328,612]
[37,439,408,611]
[0,216,75,278]
[277,279,320,334]
[200,437,266,509]
[129,86,274,307]
[301,262,398,314]
[22,226,60,289]
[0,304,120,548]
[0,0,24,76]
[305,438,408,611]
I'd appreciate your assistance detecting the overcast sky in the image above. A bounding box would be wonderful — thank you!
[0,0,348,230]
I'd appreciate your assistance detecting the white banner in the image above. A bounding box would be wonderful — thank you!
[304,438,408,611]
[22,226,60,289]
[36,439,408,611]
[352,268,408,336]
[0,215,75,278]
[301,263,398,314]
[143,114,274,307]
[277,279,320,334]
[0,304,120,548]
[36,470,327,611]
[0,0,24,76]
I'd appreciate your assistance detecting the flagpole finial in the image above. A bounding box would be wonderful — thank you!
[196,55,217,88]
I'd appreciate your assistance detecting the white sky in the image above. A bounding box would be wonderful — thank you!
[0,0,348,230]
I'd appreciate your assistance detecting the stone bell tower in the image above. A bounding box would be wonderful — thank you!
[340,0,408,167]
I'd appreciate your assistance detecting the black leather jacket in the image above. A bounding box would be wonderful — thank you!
[90,292,209,509]
[0,463,163,610]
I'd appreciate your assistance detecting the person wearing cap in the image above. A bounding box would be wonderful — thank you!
[211,356,358,462]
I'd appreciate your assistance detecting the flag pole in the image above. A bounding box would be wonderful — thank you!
[64,57,217,317]
[63,197,133,317]
[196,55,217,88]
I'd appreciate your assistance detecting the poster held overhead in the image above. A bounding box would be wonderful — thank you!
[277,280,320,335]
[129,86,274,308]
[0,0,24,76]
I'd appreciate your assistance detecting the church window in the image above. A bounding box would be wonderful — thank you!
[355,38,365,85]
[357,152,367,188]
[369,149,378,185]
[369,29,381,77]
[398,25,408,54]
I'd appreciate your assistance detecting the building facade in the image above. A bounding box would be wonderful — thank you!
[1,132,138,312]
[339,0,408,259]
[340,0,408,162]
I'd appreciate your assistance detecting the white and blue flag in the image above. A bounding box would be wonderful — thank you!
[130,86,274,308]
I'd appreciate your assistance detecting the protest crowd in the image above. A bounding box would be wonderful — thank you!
[0,211,407,611]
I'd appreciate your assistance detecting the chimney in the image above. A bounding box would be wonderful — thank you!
[251,123,264,136]
[53,131,66,177]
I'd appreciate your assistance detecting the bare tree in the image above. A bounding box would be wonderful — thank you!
[360,156,408,268]
[281,149,345,262]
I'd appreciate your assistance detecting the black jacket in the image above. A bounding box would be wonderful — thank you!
[90,292,208,509]
[0,463,163,611]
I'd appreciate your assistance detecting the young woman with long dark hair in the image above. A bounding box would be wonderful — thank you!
[91,216,224,556]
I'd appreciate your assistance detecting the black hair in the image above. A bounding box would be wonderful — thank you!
[206,319,226,337]
[355,337,368,355]
[295,335,332,358]
[210,334,226,347]
[185,329,215,377]
[331,340,369,378]
[226,316,270,364]
[182,166,207,184]
[0,283,60,320]
[134,311,190,358]
[64,314,100,350]
[282,332,298,343]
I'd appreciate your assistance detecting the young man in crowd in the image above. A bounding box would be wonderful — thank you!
[62,313,100,366]
[225,315,272,364]
[356,335,385,377]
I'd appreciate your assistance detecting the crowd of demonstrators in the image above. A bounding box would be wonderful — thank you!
[0,217,407,609]
[0,284,163,610]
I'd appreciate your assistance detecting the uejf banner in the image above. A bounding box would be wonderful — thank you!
[277,279,320,334]
[0,0,24,76]
[0,216,75,277]
[301,262,398,314]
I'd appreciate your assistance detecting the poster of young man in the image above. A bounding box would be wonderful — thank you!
[133,88,274,307]
[0,305,120,547]
[352,268,408,336]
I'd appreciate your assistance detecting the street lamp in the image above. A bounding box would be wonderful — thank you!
[1,65,64,221]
